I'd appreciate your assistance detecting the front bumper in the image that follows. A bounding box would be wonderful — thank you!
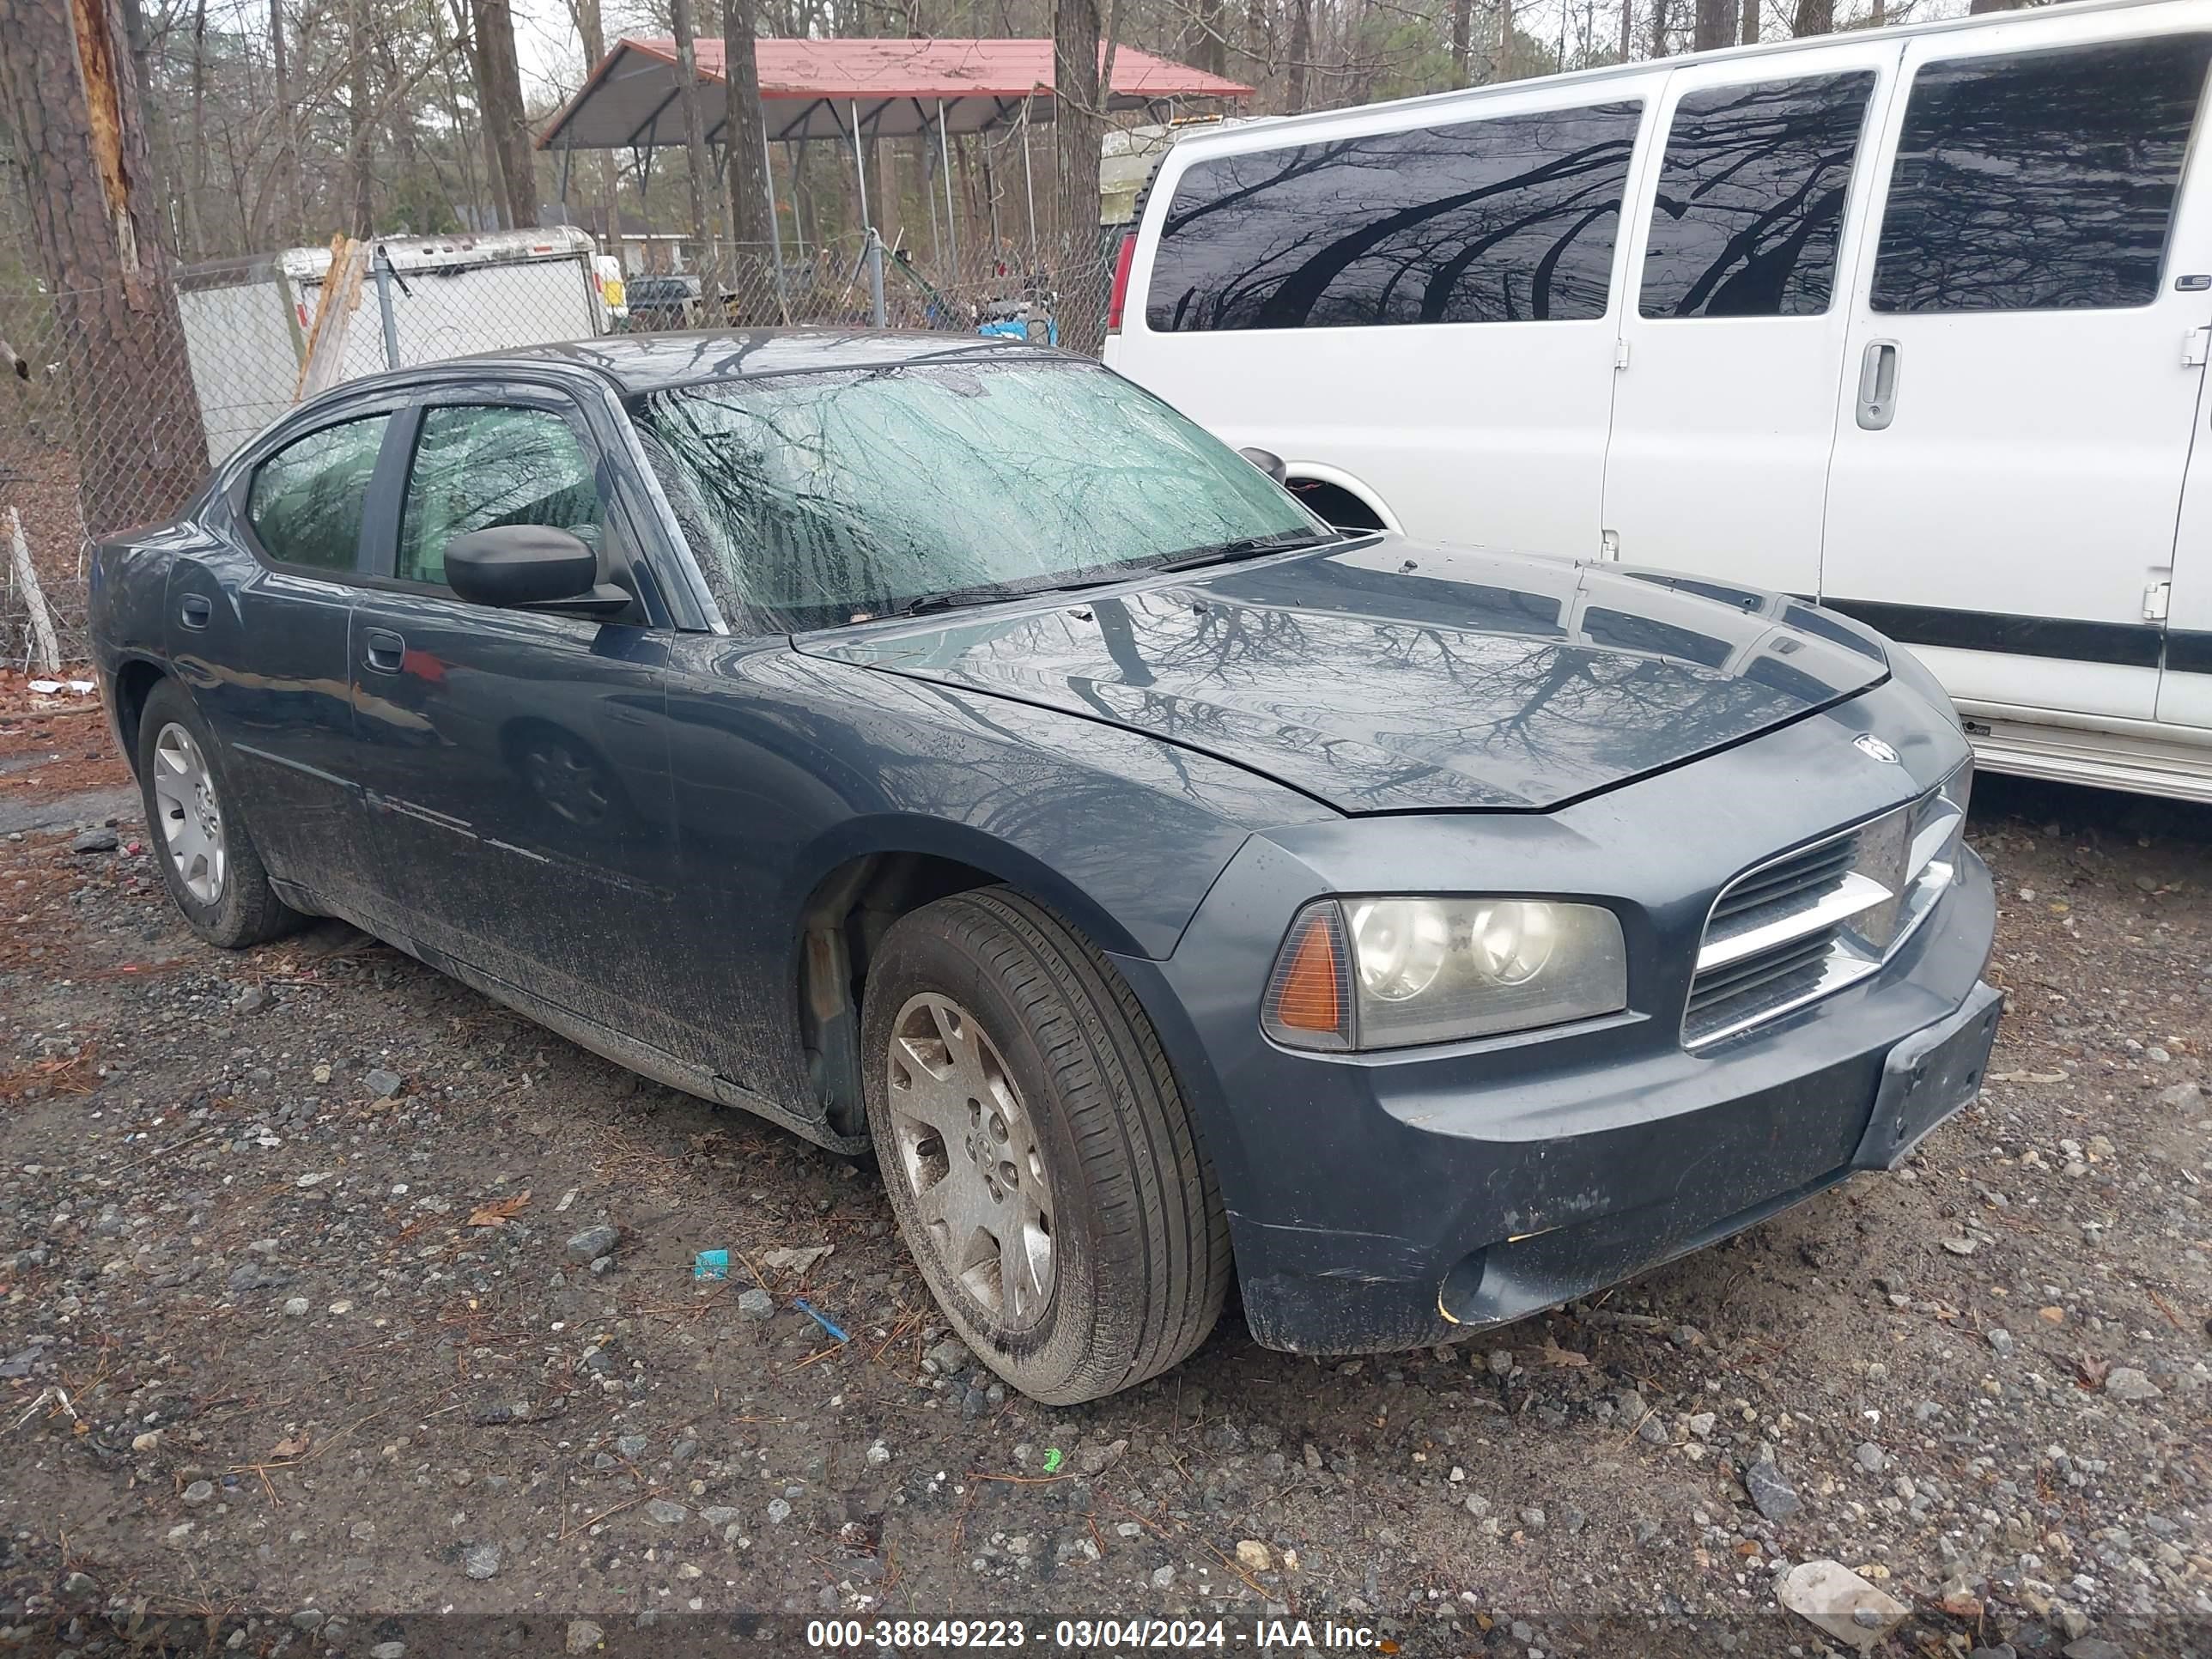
[1166,855,1994,1354]
[1111,686,1999,1355]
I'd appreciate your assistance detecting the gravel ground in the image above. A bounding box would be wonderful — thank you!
[1,715,2208,1659]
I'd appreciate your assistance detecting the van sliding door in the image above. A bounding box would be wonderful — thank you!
[1601,44,1899,594]
[2155,74,2212,737]
[1817,16,2212,727]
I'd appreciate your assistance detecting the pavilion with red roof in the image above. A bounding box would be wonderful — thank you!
[538,36,1252,150]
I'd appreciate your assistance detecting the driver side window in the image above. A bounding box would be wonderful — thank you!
[398,404,605,586]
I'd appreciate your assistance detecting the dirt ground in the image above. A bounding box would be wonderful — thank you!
[1,693,2208,1659]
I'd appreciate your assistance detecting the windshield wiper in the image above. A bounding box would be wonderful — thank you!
[1153,531,1343,574]
[859,534,1340,624]
[872,571,1141,622]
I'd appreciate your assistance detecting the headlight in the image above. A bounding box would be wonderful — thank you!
[1262,896,1627,1052]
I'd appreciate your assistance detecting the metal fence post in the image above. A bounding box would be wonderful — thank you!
[865,228,887,328]
[372,246,401,371]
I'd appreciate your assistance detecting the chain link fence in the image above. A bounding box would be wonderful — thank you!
[0,228,1120,670]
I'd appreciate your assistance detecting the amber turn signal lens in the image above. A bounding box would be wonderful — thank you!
[1262,902,1353,1049]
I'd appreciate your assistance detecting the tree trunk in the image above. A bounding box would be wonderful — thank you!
[460,13,507,226]
[670,0,717,275]
[186,0,208,255]
[1450,0,1472,86]
[471,0,536,229]
[1740,0,1759,44]
[349,0,376,234]
[0,0,210,537]
[270,0,301,243]
[574,0,621,246]
[723,0,775,313]
[1051,0,1103,348]
[1790,0,1829,33]
[1196,0,1225,76]
[1967,0,2022,11]
[1650,0,1669,58]
[1618,0,1634,61]
[1285,0,1310,106]
[115,0,177,256]
[1693,0,1730,50]
[1497,0,1514,81]
[1869,0,1884,23]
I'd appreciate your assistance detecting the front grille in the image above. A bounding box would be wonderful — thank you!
[1685,769,1968,1049]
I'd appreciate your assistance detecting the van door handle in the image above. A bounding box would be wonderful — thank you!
[179,594,211,629]
[362,628,406,674]
[1856,340,1900,431]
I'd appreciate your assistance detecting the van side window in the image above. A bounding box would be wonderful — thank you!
[1146,101,1642,332]
[1638,72,1875,319]
[245,414,391,571]
[1871,36,2212,313]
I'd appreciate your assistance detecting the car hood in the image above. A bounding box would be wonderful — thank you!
[796,540,1889,813]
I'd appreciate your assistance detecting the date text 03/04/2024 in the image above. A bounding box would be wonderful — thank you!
[805,1619,1392,1651]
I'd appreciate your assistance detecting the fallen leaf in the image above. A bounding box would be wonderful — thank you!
[271,1433,309,1457]
[2038,1305,2065,1324]
[1534,1343,1589,1367]
[2076,1353,2110,1389]
[467,1191,531,1228]
[1941,1590,1984,1620]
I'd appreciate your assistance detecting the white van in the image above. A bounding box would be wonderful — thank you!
[1105,0,2212,802]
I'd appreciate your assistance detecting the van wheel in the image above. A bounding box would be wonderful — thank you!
[136,678,303,950]
[862,889,1229,1405]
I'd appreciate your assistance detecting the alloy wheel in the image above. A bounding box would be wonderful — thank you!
[151,722,227,906]
[884,992,1055,1331]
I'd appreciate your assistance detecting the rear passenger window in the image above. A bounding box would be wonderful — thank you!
[245,415,390,571]
[398,405,604,586]
[1639,72,1875,319]
[1871,36,2212,313]
[1146,101,1642,331]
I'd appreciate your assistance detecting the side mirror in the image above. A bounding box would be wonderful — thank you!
[444,526,625,615]
[1239,447,1289,486]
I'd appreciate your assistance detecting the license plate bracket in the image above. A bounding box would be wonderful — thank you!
[1853,982,2005,1171]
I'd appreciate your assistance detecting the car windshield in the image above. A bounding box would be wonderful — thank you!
[634,356,1329,632]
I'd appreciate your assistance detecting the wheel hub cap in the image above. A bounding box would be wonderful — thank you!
[151,722,226,906]
[885,993,1054,1332]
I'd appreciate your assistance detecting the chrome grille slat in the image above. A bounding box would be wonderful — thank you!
[1687,927,1841,1012]
[1707,838,1857,927]
[1685,769,1970,1049]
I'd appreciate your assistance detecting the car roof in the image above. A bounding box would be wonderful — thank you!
[373,328,1066,398]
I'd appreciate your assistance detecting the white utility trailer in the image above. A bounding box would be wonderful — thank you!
[177,227,615,465]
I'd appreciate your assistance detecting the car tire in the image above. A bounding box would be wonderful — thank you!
[862,888,1229,1404]
[136,678,304,950]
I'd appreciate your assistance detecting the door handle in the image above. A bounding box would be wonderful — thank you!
[362,627,406,674]
[179,593,211,630]
[1856,339,1900,431]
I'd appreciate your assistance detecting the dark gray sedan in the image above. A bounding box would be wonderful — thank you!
[88,331,1999,1403]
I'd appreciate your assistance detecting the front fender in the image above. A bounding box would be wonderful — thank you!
[672,639,1336,963]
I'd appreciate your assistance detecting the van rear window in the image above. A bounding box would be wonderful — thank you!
[1871,35,2212,313]
[1144,101,1642,333]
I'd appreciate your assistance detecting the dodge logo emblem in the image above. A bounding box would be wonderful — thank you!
[1853,733,1901,763]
